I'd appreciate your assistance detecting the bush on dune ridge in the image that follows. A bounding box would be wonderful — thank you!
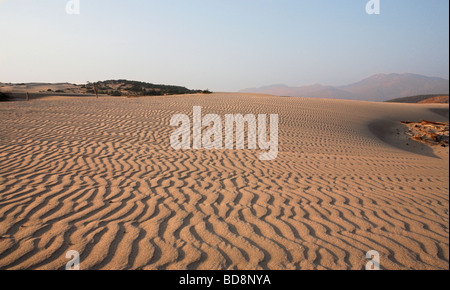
[86,80,212,97]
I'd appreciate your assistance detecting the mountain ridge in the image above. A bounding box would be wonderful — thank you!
[240,73,449,101]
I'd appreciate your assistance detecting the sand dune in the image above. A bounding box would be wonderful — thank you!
[0,93,448,270]
[0,83,80,94]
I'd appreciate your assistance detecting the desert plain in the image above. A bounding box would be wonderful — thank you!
[0,93,448,270]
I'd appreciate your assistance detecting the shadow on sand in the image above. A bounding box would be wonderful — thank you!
[368,119,439,159]
[430,108,449,119]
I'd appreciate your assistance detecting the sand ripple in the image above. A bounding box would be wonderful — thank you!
[0,94,448,269]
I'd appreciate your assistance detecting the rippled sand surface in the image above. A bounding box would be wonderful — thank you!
[0,94,448,270]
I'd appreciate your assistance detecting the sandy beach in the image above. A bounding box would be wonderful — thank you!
[0,93,448,270]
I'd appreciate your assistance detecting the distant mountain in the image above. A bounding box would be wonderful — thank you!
[240,73,450,102]
[340,73,450,102]
[386,94,449,104]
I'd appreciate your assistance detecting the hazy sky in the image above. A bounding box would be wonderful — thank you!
[0,0,448,91]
